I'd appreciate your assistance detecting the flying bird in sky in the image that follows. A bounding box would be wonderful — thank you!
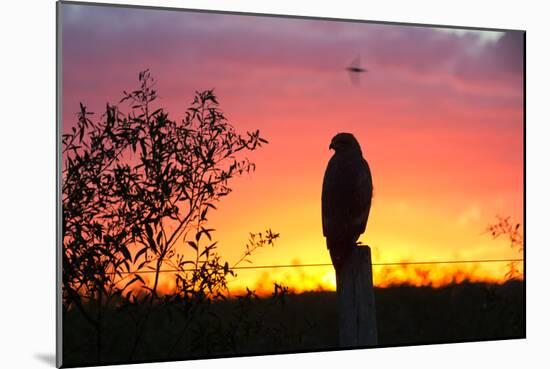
[346,56,368,85]
[322,133,373,273]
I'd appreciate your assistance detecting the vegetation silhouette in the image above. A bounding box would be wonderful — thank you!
[63,280,524,366]
[62,70,279,364]
[486,216,524,280]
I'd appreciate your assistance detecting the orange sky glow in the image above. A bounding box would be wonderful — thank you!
[61,4,524,295]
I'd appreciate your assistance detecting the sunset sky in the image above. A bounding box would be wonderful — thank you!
[61,3,524,294]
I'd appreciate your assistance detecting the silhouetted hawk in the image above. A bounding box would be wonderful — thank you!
[322,133,373,273]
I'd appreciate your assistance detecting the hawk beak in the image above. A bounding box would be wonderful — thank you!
[329,143,335,150]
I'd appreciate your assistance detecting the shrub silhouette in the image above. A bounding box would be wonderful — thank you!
[62,70,276,362]
[486,215,523,280]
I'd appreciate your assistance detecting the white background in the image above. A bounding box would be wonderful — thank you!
[0,0,548,368]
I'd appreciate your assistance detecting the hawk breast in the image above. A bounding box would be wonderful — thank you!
[322,152,373,244]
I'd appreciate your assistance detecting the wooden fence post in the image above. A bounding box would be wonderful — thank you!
[336,245,378,347]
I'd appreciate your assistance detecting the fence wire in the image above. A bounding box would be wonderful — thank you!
[105,258,524,275]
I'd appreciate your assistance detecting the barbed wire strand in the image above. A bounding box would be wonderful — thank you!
[106,258,524,275]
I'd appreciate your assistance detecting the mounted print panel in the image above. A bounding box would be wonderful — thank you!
[57,1,525,367]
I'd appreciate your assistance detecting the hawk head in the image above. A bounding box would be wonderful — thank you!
[329,132,362,154]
